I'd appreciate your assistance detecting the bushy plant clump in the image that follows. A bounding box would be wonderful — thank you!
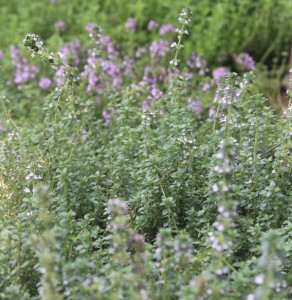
[0,8,292,300]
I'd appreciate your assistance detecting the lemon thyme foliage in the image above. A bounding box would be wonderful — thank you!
[0,8,291,300]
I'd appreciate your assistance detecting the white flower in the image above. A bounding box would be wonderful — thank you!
[255,273,265,285]
[23,187,31,193]
[246,294,255,300]
[170,59,178,66]
[218,205,224,213]
[212,183,219,192]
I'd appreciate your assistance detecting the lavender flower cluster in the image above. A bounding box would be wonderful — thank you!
[9,45,39,90]
[1,14,257,127]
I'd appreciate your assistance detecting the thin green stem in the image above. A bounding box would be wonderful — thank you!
[253,114,259,166]
[213,104,221,134]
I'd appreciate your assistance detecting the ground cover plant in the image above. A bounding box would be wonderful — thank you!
[0,3,292,300]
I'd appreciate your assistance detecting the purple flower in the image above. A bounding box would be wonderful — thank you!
[102,110,110,123]
[55,20,66,32]
[187,52,209,76]
[39,78,52,90]
[237,53,255,71]
[0,50,3,61]
[183,72,193,80]
[159,23,175,35]
[50,0,57,3]
[148,87,163,100]
[212,67,229,82]
[187,98,201,116]
[148,20,159,31]
[85,22,95,33]
[81,130,87,142]
[87,71,99,92]
[10,45,19,66]
[125,18,136,30]
[122,57,134,77]
[202,80,214,92]
[54,66,65,86]
[208,106,215,119]
[141,101,150,112]
[149,40,169,59]
[135,47,146,58]
[58,41,81,65]
[10,45,40,88]
[99,35,119,60]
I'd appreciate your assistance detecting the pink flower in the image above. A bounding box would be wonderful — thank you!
[237,53,255,71]
[55,20,66,32]
[102,110,110,122]
[212,67,228,82]
[125,18,136,30]
[81,130,87,142]
[148,20,159,31]
[159,23,175,35]
[208,106,215,119]
[141,101,150,112]
[85,22,95,33]
[187,98,201,116]
[39,78,52,90]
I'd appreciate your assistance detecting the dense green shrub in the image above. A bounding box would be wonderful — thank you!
[0,6,291,300]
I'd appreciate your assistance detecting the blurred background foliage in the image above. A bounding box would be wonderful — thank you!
[0,0,291,64]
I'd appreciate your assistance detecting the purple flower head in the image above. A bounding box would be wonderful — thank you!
[237,53,255,71]
[187,98,201,116]
[142,66,157,87]
[58,41,81,66]
[54,66,65,86]
[208,106,215,119]
[85,22,95,33]
[148,20,159,31]
[125,18,136,30]
[183,72,193,80]
[141,101,150,112]
[10,45,19,66]
[99,35,119,60]
[87,71,99,92]
[213,67,229,82]
[55,20,66,32]
[102,110,111,123]
[149,40,169,59]
[187,52,209,76]
[122,56,134,77]
[135,47,146,58]
[81,130,87,142]
[202,80,214,92]
[39,78,52,90]
[0,50,3,61]
[159,23,175,35]
[50,0,57,3]
[10,45,40,88]
[148,87,163,100]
